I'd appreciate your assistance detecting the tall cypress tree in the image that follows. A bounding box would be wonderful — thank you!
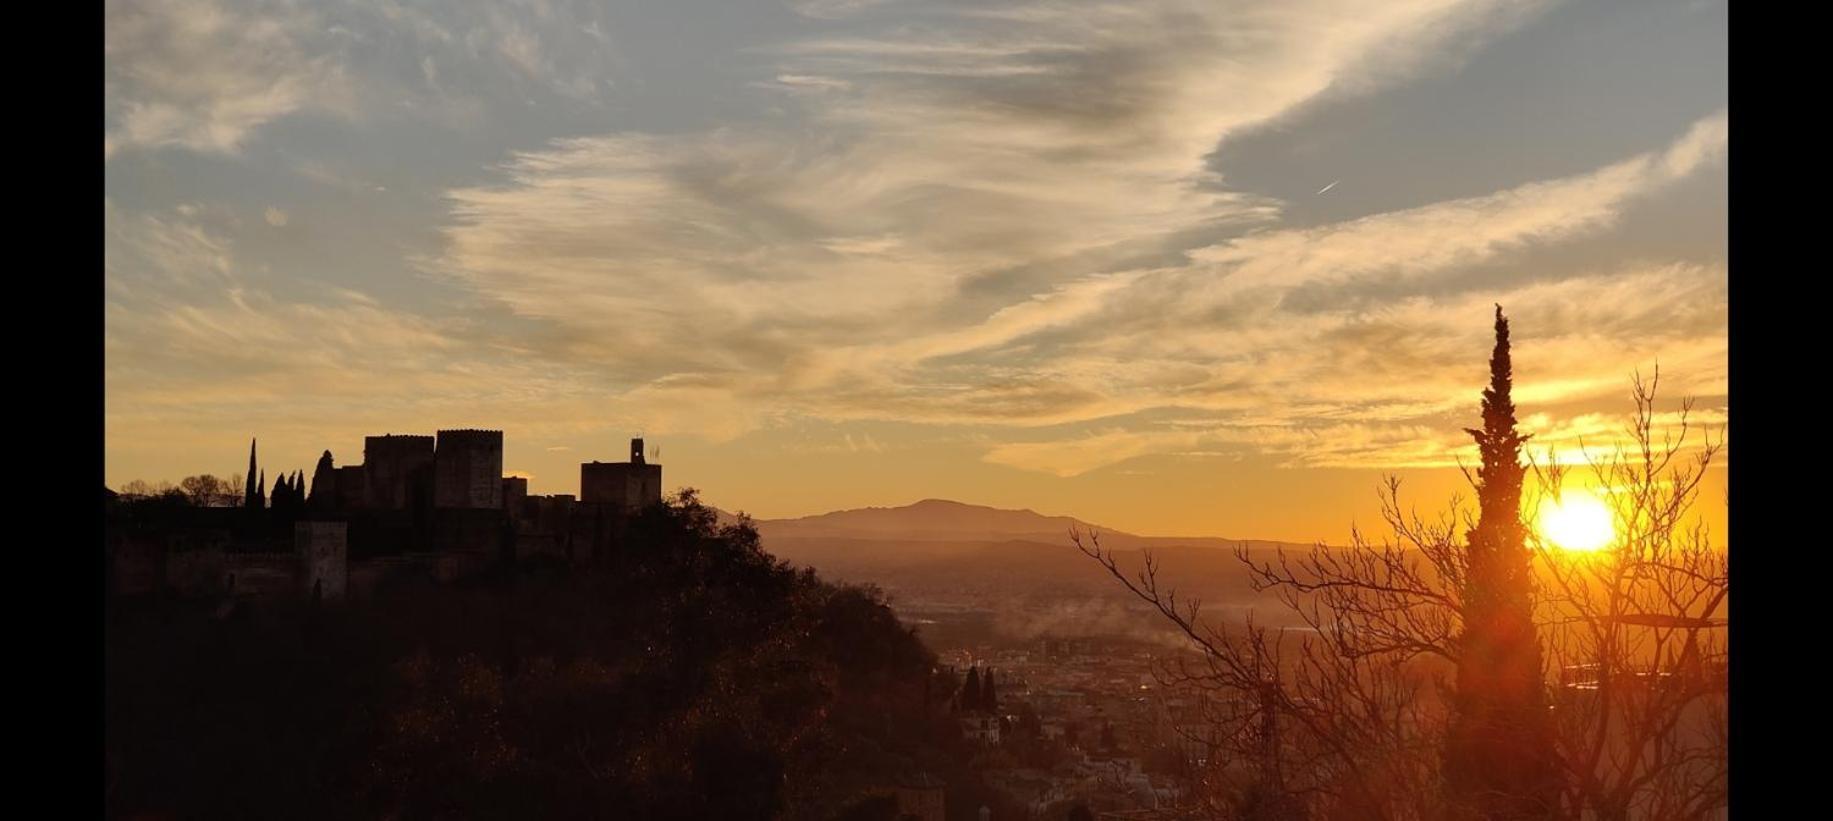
[1444,307,1561,819]
[962,667,982,712]
[244,438,261,508]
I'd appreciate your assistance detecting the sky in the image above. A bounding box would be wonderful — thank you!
[104,0,1727,543]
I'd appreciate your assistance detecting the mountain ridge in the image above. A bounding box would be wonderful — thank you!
[708,497,1316,552]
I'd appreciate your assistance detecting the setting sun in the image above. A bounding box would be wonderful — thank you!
[1538,490,1616,552]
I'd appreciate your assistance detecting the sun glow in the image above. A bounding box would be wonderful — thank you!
[1538,490,1615,552]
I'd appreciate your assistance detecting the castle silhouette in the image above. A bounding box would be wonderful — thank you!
[106,431,663,602]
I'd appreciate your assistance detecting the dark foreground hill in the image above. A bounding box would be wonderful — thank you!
[105,492,1018,820]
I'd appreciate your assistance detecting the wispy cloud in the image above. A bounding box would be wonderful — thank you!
[435,0,1571,422]
[104,0,622,158]
[105,0,353,156]
[105,0,1726,507]
[787,0,899,19]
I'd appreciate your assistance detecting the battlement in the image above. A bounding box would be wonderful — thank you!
[435,428,504,439]
[365,434,435,447]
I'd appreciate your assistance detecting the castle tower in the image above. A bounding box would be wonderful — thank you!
[433,429,505,509]
[363,434,435,510]
[580,438,662,511]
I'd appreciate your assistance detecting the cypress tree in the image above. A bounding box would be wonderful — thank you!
[274,473,290,514]
[1444,306,1562,819]
[244,438,260,508]
[962,667,982,712]
[310,451,335,510]
[982,667,998,711]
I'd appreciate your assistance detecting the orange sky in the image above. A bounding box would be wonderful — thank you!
[104,0,1726,545]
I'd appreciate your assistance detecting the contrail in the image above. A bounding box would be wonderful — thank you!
[1316,180,1339,195]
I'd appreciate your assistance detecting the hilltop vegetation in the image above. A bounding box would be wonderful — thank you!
[105,491,1016,820]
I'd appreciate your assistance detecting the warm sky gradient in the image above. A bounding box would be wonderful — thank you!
[105,0,1727,543]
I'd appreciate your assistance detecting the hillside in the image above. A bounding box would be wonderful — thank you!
[721,497,1313,553]
[106,494,1020,820]
[714,498,1315,591]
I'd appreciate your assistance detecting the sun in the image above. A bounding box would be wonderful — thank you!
[1537,490,1615,552]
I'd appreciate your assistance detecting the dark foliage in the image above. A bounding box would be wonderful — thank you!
[1444,306,1562,819]
[106,490,972,819]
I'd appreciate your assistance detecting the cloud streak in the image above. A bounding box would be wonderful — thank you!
[104,0,1726,511]
[105,0,353,156]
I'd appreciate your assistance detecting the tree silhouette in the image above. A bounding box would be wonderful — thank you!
[178,474,239,507]
[309,451,335,511]
[1533,371,1726,820]
[244,438,263,509]
[1076,307,1726,820]
[1444,306,1561,820]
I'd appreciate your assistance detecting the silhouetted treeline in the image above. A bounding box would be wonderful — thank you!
[105,491,1018,820]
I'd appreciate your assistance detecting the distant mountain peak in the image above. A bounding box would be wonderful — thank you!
[700,496,1310,558]
[751,497,1129,543]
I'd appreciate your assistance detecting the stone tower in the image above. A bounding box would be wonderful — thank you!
[433,429,505,509]
[580,438,662,511]
[363,434,435,510]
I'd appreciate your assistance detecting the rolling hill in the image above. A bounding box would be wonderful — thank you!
[708,499,1321,632]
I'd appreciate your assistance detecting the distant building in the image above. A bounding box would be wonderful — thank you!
[333,465,366,511]
[363,434,434,510]
[962,714,1001,746]
[296,521,348,600]
[434,429,504,509]
[502,476,528,520]
[107,427,677,602]
[580,438,662,511]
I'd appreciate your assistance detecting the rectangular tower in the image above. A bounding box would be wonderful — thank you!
[579,438,662,511]
[433,429,505,509]
[295,521,348,600]
[334,465,366,511]
[502,476,528,520]
[363,434,434,510]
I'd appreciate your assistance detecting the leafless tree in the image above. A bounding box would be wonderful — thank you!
[1077,478,1461,820]
[178,473,244,507]
[1077,374,1725,821]
[117,478,176,498]
[1530,371,1726,821]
